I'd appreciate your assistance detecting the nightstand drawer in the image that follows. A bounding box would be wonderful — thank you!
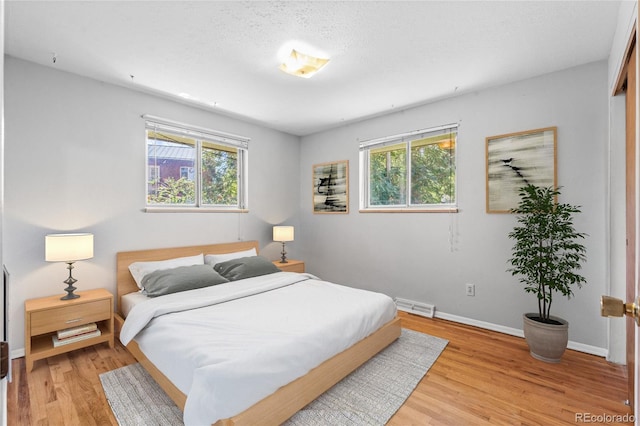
[279,263,305,273]
[30,299,111,335]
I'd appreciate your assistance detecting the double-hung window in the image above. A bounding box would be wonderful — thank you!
[145,115,249,211]
[359,124,458,212]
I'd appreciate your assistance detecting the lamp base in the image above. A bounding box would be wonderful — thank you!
[279,242,288,263]
[60,262,80,300]
[61,288,80,300]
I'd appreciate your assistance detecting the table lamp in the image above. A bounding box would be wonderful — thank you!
[45,233,94,300]
[273,226,294,263]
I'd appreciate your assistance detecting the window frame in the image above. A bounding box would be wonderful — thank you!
[144,115,249,212]
[359,123,458,213]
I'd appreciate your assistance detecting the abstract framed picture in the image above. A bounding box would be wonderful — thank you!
[486,127,557,213]
[313,160,349,214]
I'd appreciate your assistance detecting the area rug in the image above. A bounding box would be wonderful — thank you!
[100,329,448,426]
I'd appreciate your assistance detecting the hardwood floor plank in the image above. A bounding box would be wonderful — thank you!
[43,399,65,426]
[8,313,633,425]
[26,359,53,424]
[9,358,32,425]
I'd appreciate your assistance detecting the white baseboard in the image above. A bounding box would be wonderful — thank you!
[10,348,24,360]
[434,311,608,358]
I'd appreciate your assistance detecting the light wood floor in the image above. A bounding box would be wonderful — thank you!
[8,312,633,425]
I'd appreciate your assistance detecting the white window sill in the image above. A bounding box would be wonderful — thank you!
[359,207,458,213]
[144,207,249,213]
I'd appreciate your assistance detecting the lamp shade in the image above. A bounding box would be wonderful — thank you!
[273,226,294,242]
[45,233,94,262]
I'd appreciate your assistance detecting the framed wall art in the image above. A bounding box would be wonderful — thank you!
[313,160,349,214]
[486,127,557,213]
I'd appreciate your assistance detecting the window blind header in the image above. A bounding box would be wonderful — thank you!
[143,114,250,149]
[359,123,458,151]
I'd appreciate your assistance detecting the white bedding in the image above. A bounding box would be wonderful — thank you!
[120,271,397,426]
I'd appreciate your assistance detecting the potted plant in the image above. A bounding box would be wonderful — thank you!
[507,184,587,363]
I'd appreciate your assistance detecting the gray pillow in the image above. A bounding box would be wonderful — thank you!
[142,264,229,297]
[214,256,281,281]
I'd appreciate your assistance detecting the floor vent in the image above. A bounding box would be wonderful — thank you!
[395,298,435,318]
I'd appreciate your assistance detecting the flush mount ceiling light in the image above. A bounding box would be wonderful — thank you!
[279,49,330,78]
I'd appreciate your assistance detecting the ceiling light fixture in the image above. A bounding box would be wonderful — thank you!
[279,49,329,78]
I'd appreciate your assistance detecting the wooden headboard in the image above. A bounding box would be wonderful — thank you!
[116,240,260,315]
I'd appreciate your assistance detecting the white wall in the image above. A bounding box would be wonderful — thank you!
[4,57,301,354]
[299,61,609,351]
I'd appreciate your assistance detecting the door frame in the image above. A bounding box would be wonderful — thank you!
[613,14,638,418]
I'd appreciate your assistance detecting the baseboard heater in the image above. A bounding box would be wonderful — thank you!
[394,298,435,318]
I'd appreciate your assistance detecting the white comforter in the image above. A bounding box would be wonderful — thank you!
[120,272,397,425]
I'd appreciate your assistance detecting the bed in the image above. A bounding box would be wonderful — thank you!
[114,240,401,426]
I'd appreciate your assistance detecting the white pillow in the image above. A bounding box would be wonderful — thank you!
[128,253,204,290]
[204,248,257,267]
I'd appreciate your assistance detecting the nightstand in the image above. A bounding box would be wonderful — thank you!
[24,288,114,372]
[273,259,305,273]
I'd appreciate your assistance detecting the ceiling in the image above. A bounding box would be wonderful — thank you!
[5,1,623,136]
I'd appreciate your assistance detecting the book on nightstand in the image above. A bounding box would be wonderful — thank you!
[57,322,98,340]
[52,329,102,347]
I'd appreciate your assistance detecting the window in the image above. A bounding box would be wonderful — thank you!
[145,115,249,211]
[359,124,457,211]
[149,165,160,182]
[179,166,194,180]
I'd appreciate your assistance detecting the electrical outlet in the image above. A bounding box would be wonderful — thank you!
[466,283,475,296]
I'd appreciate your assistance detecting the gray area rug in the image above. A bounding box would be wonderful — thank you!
[100,329,448,426]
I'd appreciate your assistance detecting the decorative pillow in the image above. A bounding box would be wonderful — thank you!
[141,264,229,297]
[214,256,281,281]
[204,248,257,267]
[128,253,204,290]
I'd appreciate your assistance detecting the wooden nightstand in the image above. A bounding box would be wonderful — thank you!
[24,288,114,372]
[273,259,305,273]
